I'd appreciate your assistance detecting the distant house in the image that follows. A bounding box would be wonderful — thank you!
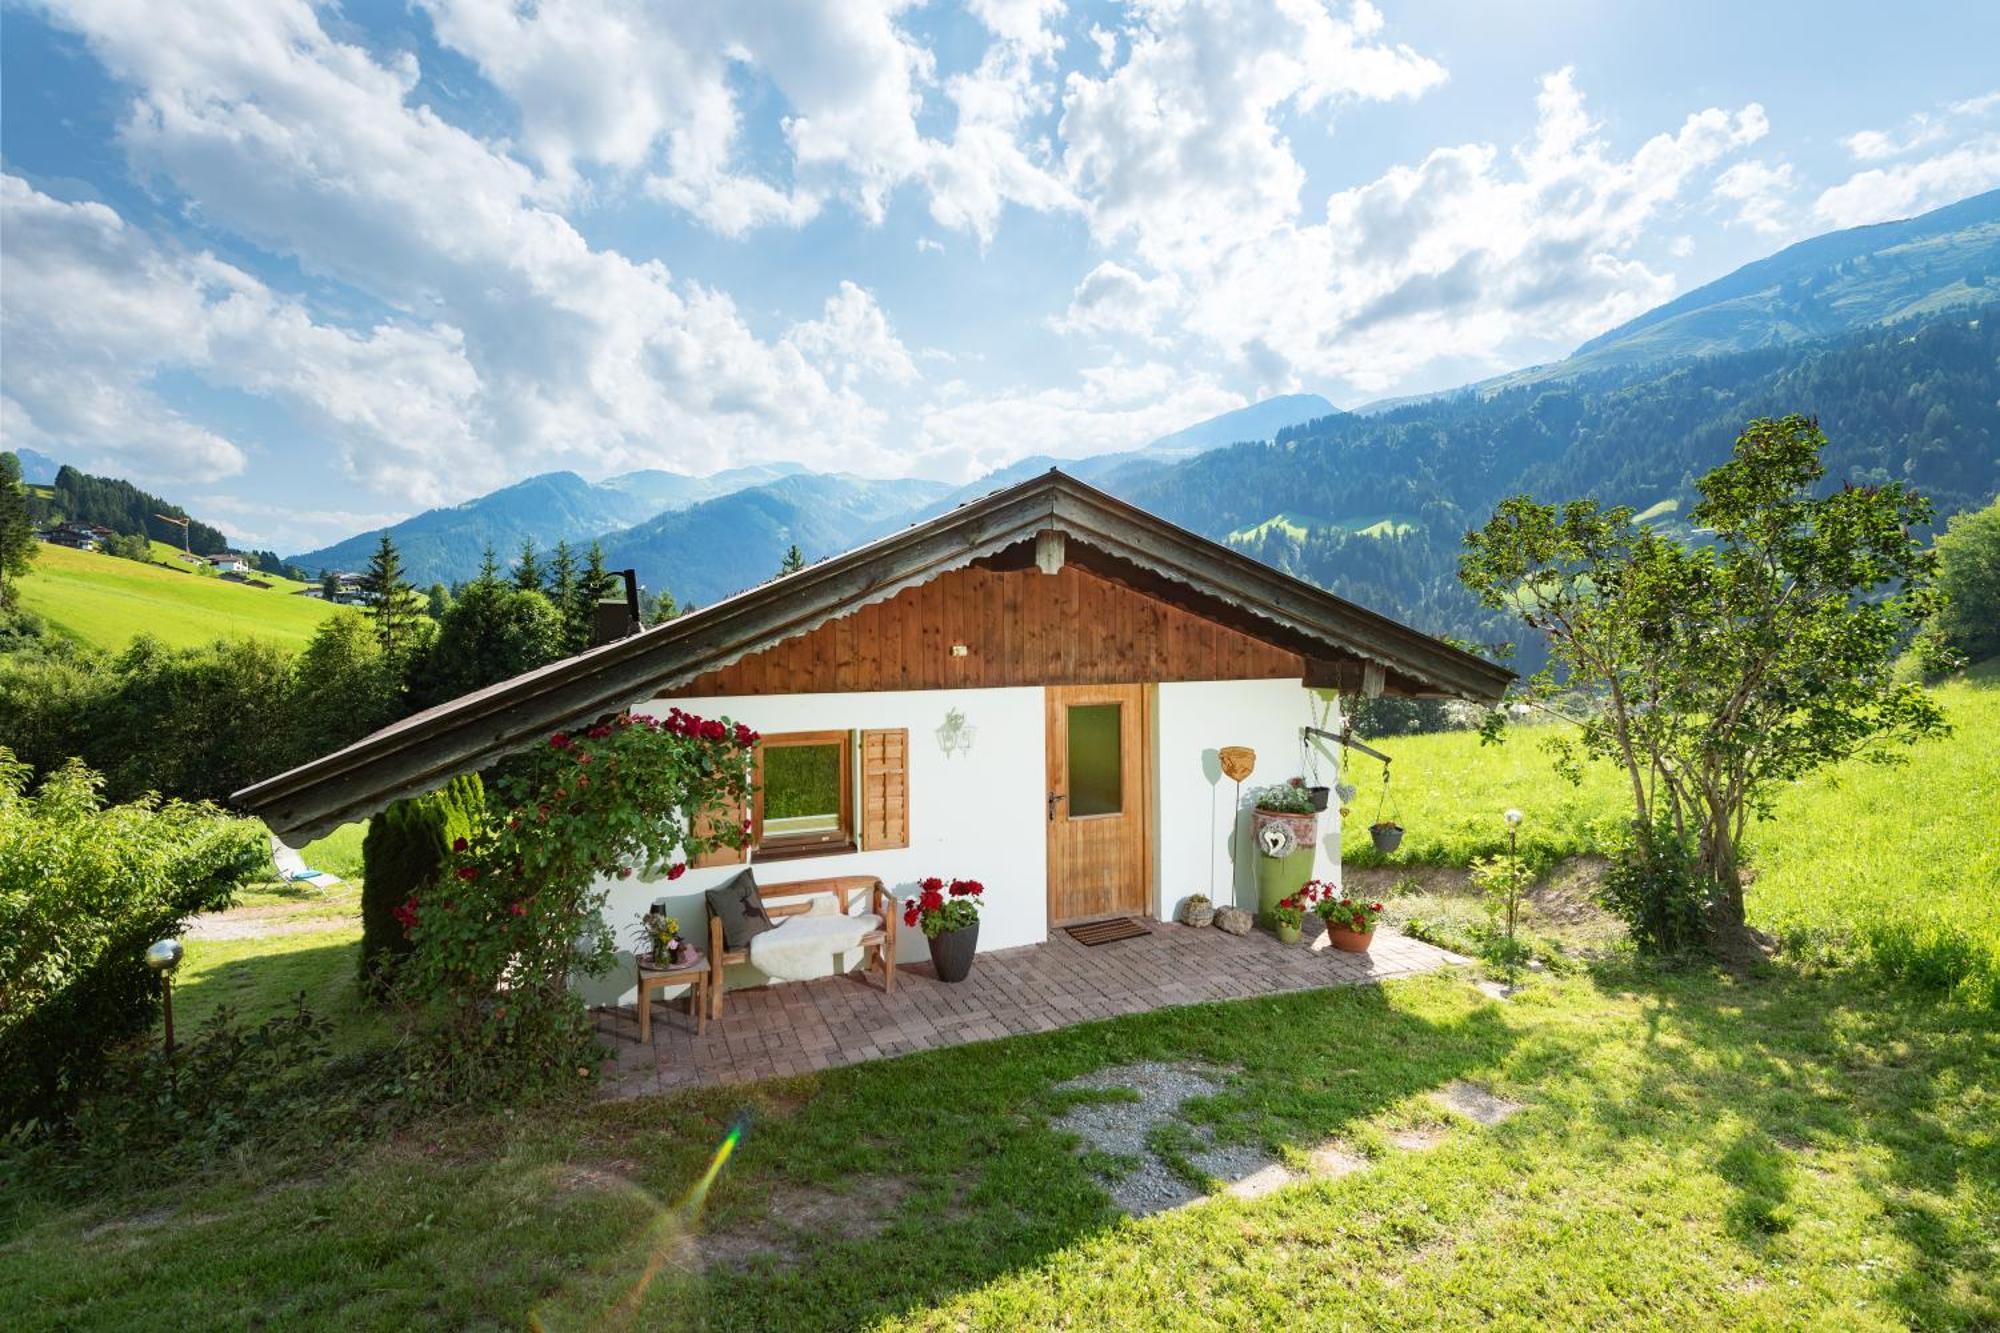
[37,522,115,552]
[301,572,370,605]
[209,552,253,574]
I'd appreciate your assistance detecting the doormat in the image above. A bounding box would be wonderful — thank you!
[1066,917,1151,947]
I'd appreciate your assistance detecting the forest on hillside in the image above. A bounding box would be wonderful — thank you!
[1163,308,2000,657]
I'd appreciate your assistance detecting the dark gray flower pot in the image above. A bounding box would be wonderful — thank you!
[928,922,979,983]
[1307,785,1331,812]
[1370,824,1404,853]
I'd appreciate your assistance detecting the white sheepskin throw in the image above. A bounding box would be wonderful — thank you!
[749,911,882,981]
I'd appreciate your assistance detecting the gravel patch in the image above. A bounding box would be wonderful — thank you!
[1434,1081,1525,1126]
[1055,1061,1325,1215]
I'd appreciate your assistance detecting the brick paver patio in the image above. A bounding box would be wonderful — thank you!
[594,920,1467,1098]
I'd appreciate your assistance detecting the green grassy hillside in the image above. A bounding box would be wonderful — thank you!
[18,542,336,651]
[1340,663,2000,1003]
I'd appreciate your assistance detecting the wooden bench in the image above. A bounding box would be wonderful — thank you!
[706,874,897,1020]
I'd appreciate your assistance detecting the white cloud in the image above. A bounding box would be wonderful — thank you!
[917,359,1243,476]
[1054,261,1182,340]
[420,0,1073,242]
[1814,138,2000,226]
[27,0,915,501]
[1121,68,1769,392]
[1058,0,1447,269]
[1713,159,1796,234]
[1817,93,2000,226]
[786,281,919,386]
[0,174,480,495]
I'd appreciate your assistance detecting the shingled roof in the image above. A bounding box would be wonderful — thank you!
[235,470,1511,840]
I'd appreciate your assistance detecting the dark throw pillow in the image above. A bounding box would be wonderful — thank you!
[706,869,773,951]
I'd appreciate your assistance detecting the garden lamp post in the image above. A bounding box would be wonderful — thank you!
[145,938,184,1055]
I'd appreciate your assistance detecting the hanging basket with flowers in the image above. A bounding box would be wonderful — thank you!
[903,876,985,982]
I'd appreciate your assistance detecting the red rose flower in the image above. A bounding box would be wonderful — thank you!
[903,907,920,928]
[392,898,419,929]
[549,732,572,749]
[508,900,526,917]
[452,836,468,853]
[456,866,479,882]
[667,863,687,881]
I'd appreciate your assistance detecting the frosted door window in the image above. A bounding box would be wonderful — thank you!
[1067,704,1123,817]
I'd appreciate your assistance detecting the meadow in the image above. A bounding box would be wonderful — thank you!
[17,542,335,651]
[2,670,1994,1330]
[1342,662,2000,1005]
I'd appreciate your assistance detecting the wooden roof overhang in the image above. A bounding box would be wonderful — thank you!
[235,471,1512,840]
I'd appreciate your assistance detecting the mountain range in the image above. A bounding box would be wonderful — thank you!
[36,191,1999,636]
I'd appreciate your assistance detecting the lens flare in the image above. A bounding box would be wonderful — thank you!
[532,1116,749,1331]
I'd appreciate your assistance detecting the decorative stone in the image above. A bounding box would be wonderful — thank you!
[1214,907,1253,936]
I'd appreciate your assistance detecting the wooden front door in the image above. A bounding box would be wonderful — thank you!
[1045,684,1151,925]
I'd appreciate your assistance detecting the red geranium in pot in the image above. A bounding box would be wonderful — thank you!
[903,876,983,982]
[1304,881,1384,953]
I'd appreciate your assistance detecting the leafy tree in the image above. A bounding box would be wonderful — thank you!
[425,581,452,621]
[779,543,805,576]
[320,569,339,601]
[640,584,676,626]
[357,533,425,657]
[514,538,543,594]
[1460,416,1949,953]
[0,452,38,608]
[101,531,152,562]
[287,610,402,761]
[1919,494,2000,671]
[0,750,267,1125]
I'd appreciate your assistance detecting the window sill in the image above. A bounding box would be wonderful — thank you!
[754,839,858,863]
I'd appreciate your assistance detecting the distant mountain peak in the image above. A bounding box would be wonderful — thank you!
[1143,393,1340,456]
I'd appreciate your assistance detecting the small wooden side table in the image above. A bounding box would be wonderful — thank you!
[636,954,709,1043]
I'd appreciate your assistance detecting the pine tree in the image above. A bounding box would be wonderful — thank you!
[779,543,805,576]
[0,453,37,610]
[547,540,578,633]
[357,533,422,657]
[514,539,543,593]
[569,541,613,650]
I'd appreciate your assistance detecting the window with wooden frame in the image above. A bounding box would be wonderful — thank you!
[753,730,855,859]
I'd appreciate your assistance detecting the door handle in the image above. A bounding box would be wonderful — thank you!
[1047,791,1066,821]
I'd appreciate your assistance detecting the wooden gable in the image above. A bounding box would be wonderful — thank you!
[677,562,1305,697]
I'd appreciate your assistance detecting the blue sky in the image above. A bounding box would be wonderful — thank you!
[3,0,1997,552]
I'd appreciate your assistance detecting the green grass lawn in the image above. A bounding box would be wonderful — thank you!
[18,542,335,652]
[1343,662,2000,1005]
[3,681,1994,1330]
[2,966,1992,1330]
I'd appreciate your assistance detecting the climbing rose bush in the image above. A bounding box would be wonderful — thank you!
[903,876,983,938]
[397,708,756,1097]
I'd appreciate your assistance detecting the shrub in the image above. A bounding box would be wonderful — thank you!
[0,750,268,1127]
[359,774,483,997]
[1596,822,1713,955]
[1251,778,1316,813]
[398,708,757,1104]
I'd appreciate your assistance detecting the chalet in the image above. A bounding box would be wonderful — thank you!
[234,472,1509,1010]
[38,521,115,551]
[209,552,253,574]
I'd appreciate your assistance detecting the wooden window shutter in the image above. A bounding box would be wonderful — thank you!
[859,728,909,850]
[691,790,747,868]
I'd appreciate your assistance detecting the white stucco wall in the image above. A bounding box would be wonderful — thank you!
[582,678,1348,1008]
[583,685,1047,1006]
[1154,680,1344,919]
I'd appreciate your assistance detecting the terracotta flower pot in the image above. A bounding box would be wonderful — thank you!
[928,921,979,983]
[1326,924,1375,953]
